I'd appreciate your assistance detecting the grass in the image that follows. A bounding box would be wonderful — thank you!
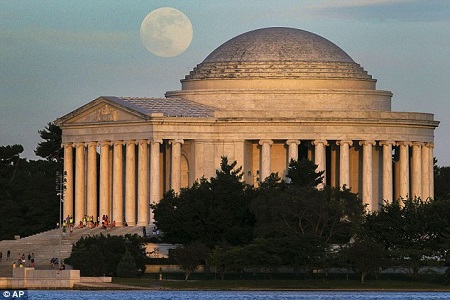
[112,277,450,291]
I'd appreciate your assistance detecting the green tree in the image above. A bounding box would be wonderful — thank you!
[250,159,364,275]
[34,122,62,162]
[68,244,106,276]
[171,242,209,281]
[116,249,138,278]
[152,156,255,248]
[434,164,450,200]
[340,238,388,283]
[364,197,445,280]
[0,145,59,240]
[66,234,146,276]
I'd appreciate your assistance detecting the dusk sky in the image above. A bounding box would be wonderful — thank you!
[1,0,449,165]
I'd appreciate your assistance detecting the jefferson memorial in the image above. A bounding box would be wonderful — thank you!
[56,27,439,226]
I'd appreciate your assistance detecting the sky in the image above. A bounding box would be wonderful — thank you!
[1,0,449,165]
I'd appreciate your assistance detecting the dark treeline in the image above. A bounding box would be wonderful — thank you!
[152,157,450,283]
[0,123,61,239]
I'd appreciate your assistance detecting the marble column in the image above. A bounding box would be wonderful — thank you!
[360,141,376,211]
[113,141,124,226]
[63,143,74,219]
[411,142,422,199]
[380,141,395,203]
[150,139,162,225]
[398,141,412,200]
[137,139,149,226]
[75,143,86,224]
[313,140,328,189]
[337,140,352,189]
[421,143,430,200]
[125,140,136,226]
[99,141,110,222]
[170,139,184,194]
[259,140,273,181]
[286,140,300,163]
[428,143,435,199]
[86,142,97,220]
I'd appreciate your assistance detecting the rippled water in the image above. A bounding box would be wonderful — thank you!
[24,290,450,300]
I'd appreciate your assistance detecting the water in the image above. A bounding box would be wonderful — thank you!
[23,290,450,300]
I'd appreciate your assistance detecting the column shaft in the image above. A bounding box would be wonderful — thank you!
[125,141,136,225]
[380,141,394,203]
[87,142,97,220]
[63,144,74,219]
[150,140,162,225]
[113,141,124,225]
[421,144,430,200]
[429,143,435,199]
[411,142,422,199]
[398,142,411,200]
[75,143,86,224]
[286,140,300,163]
[360,141,375,211]
[337,140,352,189]
[99,142,110,221]
[137,140,149,226]
[259,140,273,181]
[313,140,328,189]
[170,139,184,193]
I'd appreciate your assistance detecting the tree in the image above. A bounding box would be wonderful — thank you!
[250,159,364,275]
[171,242,209,281]
[152,156,255,248]
[0,145,59,240]
[364,197,445,280]
[340,238,388,283]
[35,122,62,162]
[66,234,146,276]
[116,249,138,278]
[251,159,364,244]
[68,244,106,276]
[0,144,24,182]
[434,164,450,200]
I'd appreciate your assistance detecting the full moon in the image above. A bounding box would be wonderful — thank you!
[140,7,193,58]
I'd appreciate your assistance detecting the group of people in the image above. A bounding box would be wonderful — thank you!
[11,252,35,268]
[60,215,119,231]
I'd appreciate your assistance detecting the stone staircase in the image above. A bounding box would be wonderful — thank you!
[0,225,144,277]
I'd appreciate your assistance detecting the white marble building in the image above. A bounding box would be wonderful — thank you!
[56,27,439,226]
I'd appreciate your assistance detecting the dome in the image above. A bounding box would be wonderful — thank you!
[171,27,391,113]
[203,27,354,63]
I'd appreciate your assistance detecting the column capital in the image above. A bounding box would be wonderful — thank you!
[113,140,124,146]
[286,139,300,146]
[336,140,353,146]
[138,139,149,145]
[99,140,112,147]
[425,142,434,149]
[259,139,273,146]
[74,142,85,148]
[62,142,73,149]
[169,139,184,145]
[359,140,376,147]
[397,141,413,147]
[312,140,328,146]
[379,140,396,146]
[87,141,97,147]
[411,141,424,147]
[126,139,136,145]
[151,139,163,145]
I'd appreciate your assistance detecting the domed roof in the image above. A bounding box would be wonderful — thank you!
[203,27,354,63]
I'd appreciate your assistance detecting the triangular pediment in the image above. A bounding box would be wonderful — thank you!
[56,97,149,125]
